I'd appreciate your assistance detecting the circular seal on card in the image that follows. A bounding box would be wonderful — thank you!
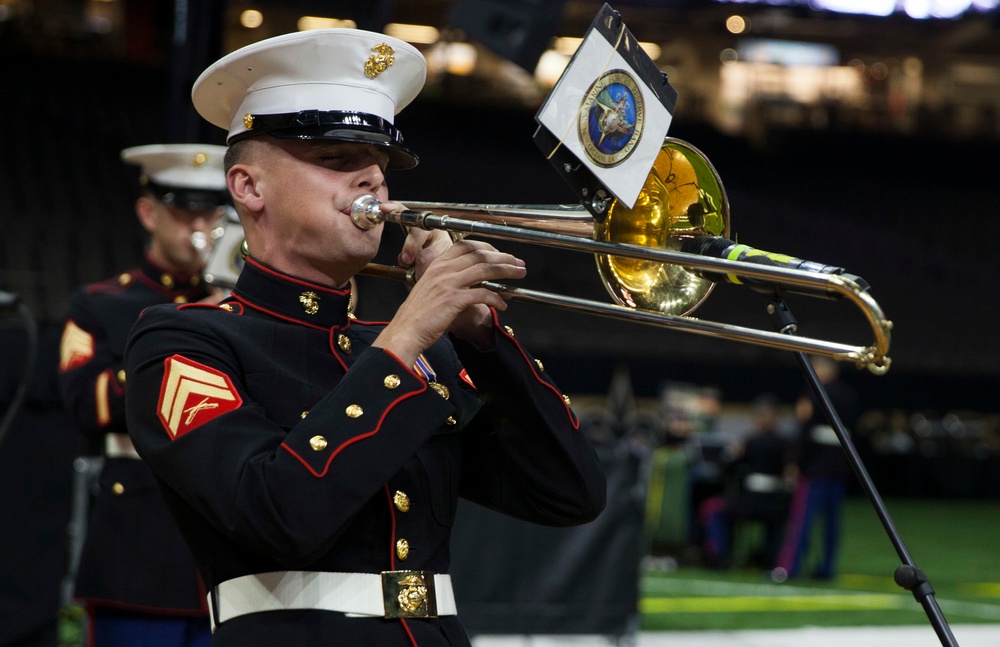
[578,69,644,168]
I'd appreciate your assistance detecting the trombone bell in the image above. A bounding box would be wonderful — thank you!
[596,139,729,316]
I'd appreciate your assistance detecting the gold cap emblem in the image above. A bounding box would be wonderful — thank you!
[243,113,254,130]
[364,43,395,79]
[299,291,320,315]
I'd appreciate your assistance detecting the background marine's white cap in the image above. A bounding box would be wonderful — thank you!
[121,143,229,211]
[191,28,426,169]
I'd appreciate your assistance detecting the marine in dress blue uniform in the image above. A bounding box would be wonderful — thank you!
[774,356,861,581]
[59,144,230,646]
[123,28,607,647]
[699,394,792,570]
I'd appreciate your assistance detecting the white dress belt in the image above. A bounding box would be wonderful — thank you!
[105,433,141,459]
[744,472,787,493]
[209,570,457,630]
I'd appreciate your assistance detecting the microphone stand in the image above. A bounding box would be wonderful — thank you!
[765,297,959,647]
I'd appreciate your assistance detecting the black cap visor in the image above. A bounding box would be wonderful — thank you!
[229,110,419,170]
[146,181,230,212]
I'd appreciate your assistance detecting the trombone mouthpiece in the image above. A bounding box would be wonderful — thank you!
[351,194,383,230]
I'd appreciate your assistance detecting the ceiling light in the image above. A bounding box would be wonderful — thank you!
[385,23,439,44]
[297,16,356,31]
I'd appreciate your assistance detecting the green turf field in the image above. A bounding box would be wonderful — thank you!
[58,497,998,644]
[640,497,1000,632]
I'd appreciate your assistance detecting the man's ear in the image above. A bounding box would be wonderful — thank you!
[228,165,264,214]
[135,196,158,233]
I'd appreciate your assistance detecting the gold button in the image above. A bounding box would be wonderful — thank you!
[345,404,363,418]
[396,538,410,560]
[118,273,131,285]
[428,381,450,400]
[309,435,328,451]
[534,358,544,371]
[220,303,234,312]
[112,482,125,495]
[116,370,126,383]
[174,296,187,304]
[504,325,514,336]
[393,490,410,512]
[300,410,309,419]
[161,274,174,289]
[562,394,572,406]
[337,334,352,353]
[445,416,457,426]
[384,374,401,389]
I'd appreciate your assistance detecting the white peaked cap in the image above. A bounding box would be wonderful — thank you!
[121,144,228,190]
[191,29,426,169]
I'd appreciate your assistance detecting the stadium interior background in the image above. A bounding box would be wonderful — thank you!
[3,0,1000,499]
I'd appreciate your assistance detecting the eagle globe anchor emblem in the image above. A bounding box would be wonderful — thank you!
[578,69,645,168]
[382,570,438,618]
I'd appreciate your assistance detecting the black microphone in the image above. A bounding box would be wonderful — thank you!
[681,236,869,299]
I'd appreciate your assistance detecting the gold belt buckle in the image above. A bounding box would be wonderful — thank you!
[381,570,438,619]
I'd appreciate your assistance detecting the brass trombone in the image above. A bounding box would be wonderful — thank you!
[351,138,893,375]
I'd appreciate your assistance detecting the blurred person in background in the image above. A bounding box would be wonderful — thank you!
[773,355,862,581]
[698,393,793,570]
[57,144,230,646]
[0,318,80,647]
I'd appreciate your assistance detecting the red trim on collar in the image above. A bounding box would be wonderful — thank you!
[229,293,330,331]
[244,257,351,297]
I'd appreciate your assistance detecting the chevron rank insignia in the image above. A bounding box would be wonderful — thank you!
[157,354,242,438]
[59,320,94,371]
